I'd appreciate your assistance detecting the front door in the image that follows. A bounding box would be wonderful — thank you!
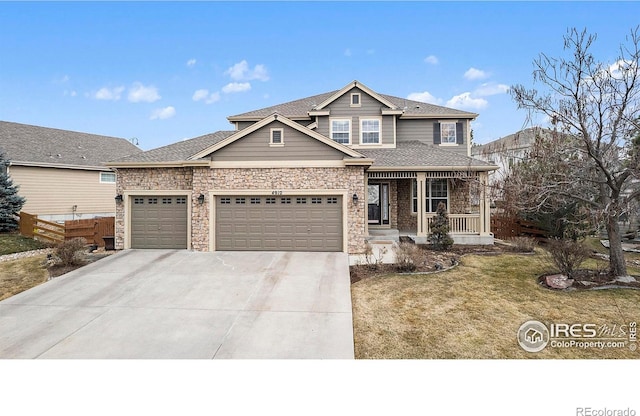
[368,183,389,225]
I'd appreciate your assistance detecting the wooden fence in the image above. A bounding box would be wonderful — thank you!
[491,215,549,240]
[19,212,115,247]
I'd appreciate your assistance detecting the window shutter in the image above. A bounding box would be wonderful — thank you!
[433,123,441,144]
[456,122,464,145]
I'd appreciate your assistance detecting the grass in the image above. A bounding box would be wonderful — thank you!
[0,255,48,301]
[351,250,640,359]
[0,232,48,256]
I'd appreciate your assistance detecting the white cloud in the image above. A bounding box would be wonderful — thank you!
[446,92,488,110]
[407,91,443,105]
[192,89,220,104]
[474,83,509,97]
[224,60,269,81]
[95,86,125,101]
[424,55,439,65]
[128,82,161,103]
[344,48,352,57]
[186,58,196,67]
[150,106,176,120]
[464,67,490,80]
[222,82,251,93]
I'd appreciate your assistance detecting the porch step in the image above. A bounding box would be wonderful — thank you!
[366,229,400,243]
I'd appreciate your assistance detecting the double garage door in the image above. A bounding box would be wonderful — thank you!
[130,194,343,251]
[216,195,343,252]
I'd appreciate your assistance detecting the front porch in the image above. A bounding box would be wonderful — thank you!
[365,170,493,245]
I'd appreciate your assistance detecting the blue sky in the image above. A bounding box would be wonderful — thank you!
[1,1,640,150]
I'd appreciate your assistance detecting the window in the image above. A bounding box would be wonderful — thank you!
[440,122,457,144]
[162,198,172,204]
[235,197,246,204]
[331,119,351,144]
[250,197,261,204]
[311,197,322,204]
[176,197,187,204]
[350,93,361,107]
[148,198,158,204]
[100,172,116,183]
[270,128,284,146]
[265,197,276,204]
[280,197,291,204]
[360,119,380,144]
[296,197,307,204]
[411,179,449,213]
[220,197,231,204]
[134,198,144,205]
[327,197,338,204]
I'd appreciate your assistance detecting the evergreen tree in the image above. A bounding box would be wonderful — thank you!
[429,202,454,250]
[0,152,25,232]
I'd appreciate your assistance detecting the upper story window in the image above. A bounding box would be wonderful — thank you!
[331,119,351,145]
[350,93,361,107]
[440,122,457,145]
[360,119,380,144]
[100,172,116,183]
[270,128,284,146]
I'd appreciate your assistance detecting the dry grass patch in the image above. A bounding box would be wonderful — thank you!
[351,251,640,359]
[0,255,48,301]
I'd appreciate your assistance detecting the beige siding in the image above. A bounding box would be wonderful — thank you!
[210,121,345,161]
[315,87,394,145]
[9,166,117,216]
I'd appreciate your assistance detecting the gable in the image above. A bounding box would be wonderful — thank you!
[312,80,398,111]
[323,87,389,117]
[208,121,346,162]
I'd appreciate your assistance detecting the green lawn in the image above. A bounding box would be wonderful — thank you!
[351,250,640,359]
[0,233,48,256]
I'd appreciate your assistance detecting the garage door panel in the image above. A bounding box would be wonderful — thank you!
[216,195,342,251]
[131,195,187,249]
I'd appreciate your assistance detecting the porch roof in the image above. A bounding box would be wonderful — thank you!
[359,141,497,171]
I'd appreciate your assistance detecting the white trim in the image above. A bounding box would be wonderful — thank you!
[439,143,459,147]
[359,117,382,145]
[440,121,457,144]
[350,92,361,107]
[350,144,396,150]
[270,127,284,146]
[122,190,192,250]
[210,160,350,169]
[99,171,116,183]
[330,117,352,145]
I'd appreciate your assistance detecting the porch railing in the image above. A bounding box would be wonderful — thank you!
[423,213,481,234]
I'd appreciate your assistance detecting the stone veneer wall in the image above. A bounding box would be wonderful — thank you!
[116,165,367,253]
[389,180,398,228]
[396,179,416,232]
[449,180,473,214]
[115,167,193,250]
[192,166,366,253]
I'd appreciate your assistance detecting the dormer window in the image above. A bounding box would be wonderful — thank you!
[350,93,361,107]
[270,128,284,146]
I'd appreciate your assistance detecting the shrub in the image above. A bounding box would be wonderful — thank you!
[507,236,537,253]
[394,242,422,272]
[545,238,590,278]
[54,237,88,266]
[362,242,387,270]
[428,202,454,251]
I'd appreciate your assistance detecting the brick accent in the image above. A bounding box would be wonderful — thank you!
[116,166,366,254]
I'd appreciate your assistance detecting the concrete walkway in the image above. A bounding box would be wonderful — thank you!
[0,250,354,359]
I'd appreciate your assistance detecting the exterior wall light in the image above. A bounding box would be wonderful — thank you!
[115,194,123,203]
[198,194,205,204]
[352,193,358,204]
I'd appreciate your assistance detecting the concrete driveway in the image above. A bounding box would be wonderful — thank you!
[0,250,354,359]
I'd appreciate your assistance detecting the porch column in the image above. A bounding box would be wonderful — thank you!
[479,171,490,236]
[416,172,427,237]
[364,174,369,237]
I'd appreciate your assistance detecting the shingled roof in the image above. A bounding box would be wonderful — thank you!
[112,131,236,163]
[359,141,496,170]
[0,121,141,169]
[228,88,477,120]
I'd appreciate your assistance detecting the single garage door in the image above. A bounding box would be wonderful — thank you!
[216,195,342,251]
[131,196,188,249]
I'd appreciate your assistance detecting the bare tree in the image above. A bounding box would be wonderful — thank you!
[510,27,640,278]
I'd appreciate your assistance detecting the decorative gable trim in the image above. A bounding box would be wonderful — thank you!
[312,80,399,111]
[188,113,367,160]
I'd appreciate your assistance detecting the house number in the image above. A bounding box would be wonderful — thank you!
[271,190,283,195]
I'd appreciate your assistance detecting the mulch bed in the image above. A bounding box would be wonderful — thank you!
[539,270,640,290]
[350,242,529,284]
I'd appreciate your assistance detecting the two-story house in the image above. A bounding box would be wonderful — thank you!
[108,81,497,253]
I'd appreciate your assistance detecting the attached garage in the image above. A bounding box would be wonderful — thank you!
[215,195,343,251]
[130,195,188,249]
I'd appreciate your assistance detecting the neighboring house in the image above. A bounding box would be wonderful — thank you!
[0,121,141,222]
[108,80,497,253]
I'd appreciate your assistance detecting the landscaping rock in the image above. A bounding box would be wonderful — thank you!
[545,274,574,289]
